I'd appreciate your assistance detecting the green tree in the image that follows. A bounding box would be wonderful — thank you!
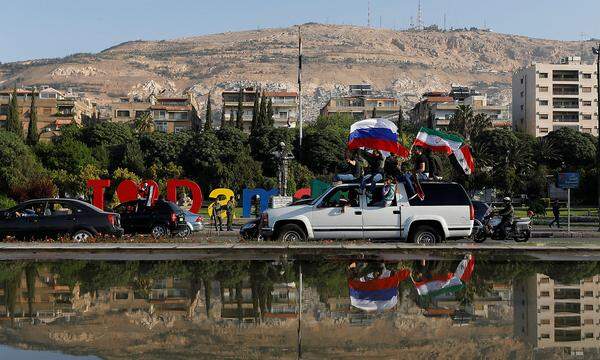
[543,127,596,169]
[133,112,154,134]
[229,109,235,127]
[258,93,267,127]
[236,88,244,130]
[371,107,377,118]
[448,105,491,141]
[6,87,22,137]
[26,91,39,146]
[0,131,46,198]
[220,110,226,129]
[266,98,274,127]
[251,89,260,132]
[204,93,212,131]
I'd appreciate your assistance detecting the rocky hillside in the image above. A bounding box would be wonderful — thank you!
[0,23,593,119]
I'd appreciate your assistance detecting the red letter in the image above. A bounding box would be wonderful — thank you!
[293,188,311,200]
[87,179,111,210]
[116,180,160,204]
[167,179,203,213]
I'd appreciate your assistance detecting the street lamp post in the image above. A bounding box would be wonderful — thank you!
[594,44,600,230]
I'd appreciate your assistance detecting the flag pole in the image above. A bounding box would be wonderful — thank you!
[298,26,303,149]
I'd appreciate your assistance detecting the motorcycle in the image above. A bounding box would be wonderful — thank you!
[473,208,531,243]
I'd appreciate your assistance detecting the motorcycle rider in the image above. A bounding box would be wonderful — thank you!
[495,197,514,239]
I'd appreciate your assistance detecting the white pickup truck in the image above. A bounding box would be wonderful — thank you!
[259,182,474,244]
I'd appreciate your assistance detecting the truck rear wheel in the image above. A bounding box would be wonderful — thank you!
[410,225,441,245]
[277,224,307,242]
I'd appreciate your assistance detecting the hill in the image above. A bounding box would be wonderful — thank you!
[0,23,593,119]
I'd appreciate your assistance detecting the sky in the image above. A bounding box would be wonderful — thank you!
[1,0,600,63]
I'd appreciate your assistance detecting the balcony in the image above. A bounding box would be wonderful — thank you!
[555,316,581,328]
[555,329,582,342]
[555,303,581,314]
[553,72,580,82]
[553,84,579,96]
[553,112,580,123]
[553,99,579,109]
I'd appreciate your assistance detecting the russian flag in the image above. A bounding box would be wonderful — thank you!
[349,269,410,312]
[348,118,410,158]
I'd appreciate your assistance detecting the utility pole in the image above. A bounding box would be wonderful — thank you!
[594,44,600,230]
[298,27,303,148]
[297,263,303,360]
[417,0,423,30]
[367,0,371,28]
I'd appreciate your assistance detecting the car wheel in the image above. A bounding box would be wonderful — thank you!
[277,224,306,242]
[410,225,440,245]
[177,226,192,238]
[73,230,93,243]
[151,225,168,239]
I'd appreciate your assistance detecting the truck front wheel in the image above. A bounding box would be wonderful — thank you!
[277,224,307,242]
[409,225,441,245]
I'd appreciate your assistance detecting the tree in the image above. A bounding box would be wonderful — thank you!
[220,110,226,129]
[543,127,596,169]
[266,98,274,127]
[258,93,267,128]
[26,90,39,146]
[236,88,244,130]
[204,93,212,131]
[133,112,154,134]
[0,131,46,199]
[448,105,492,141]
[251,89,260,132]
[397,106,404,136]
[229,109,235,127]
[6,87,22,137]
[371,107,377,118]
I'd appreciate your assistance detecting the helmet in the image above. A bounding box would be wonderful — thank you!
[503,197,511,203]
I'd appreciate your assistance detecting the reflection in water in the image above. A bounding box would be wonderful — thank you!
[0,259,597,358]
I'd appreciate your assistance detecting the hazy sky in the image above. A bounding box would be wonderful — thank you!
[2,0,600,63]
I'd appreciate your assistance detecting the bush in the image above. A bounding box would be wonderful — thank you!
[10,177,58,202]
[0,195,16,210]
[528,199,547,216]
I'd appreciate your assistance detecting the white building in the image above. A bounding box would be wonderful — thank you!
[512,56,598,137]
[514,274,600,356]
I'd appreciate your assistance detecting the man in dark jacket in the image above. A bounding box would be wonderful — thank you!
[549,200,561,228]
[212,198,223,232]
[495,197,514,239]
[226,196,235,231]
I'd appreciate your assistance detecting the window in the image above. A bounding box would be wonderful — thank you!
[520,91,524,97]
[539,73,548,79]
[319,186,360,208]
[116,110,130,117]
[582,114,592,120]
[540,291,550,297]
[168,112,187,120]
[279,111,288,119]
[582,87,592,93]
[540,277,550,283]
[115,292,129,300]
[520,105,524,110]
[153,110,166,119]
[155,121,168,132]
[540,305,550,311]
[46,202,82,216]
[584,318,594,325]
[539,100,548,106]
[585,333,594,339]
[585,304,594,311]
[541,333,550,339]
[583,73,592,79]
[408,184,470,207]
[540,114,549,120]
[539,86,549,92]
[583,101,592,106]
[541,319,550,325]
[520,78,524,84]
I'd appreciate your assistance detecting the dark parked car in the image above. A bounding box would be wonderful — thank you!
[113,199,188,238]
[0,198,124,242]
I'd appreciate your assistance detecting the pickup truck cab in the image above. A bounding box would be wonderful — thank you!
[260,182,474,244]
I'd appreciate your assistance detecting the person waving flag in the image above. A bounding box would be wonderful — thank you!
[412,127,475,175]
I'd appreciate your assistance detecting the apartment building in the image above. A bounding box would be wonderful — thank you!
[410,86,511,130]
[222,88,298,132]
[110,93,199,133]
[0,86,95,140]
[513,56,598,137]
[320,96,400,120]
[514,274,600,356]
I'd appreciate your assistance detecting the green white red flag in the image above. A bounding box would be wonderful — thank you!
[413,127,474,175]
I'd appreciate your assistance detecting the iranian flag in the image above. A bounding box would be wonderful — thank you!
[413,127,464,155]
[413,127,475,175]
[413,255,475,298]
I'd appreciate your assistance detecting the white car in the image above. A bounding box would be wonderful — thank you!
[260,182,474,244]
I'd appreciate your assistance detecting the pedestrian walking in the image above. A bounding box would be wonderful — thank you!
[212,198,223,231]
[549,200,561,228]
[226,196,235,231]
